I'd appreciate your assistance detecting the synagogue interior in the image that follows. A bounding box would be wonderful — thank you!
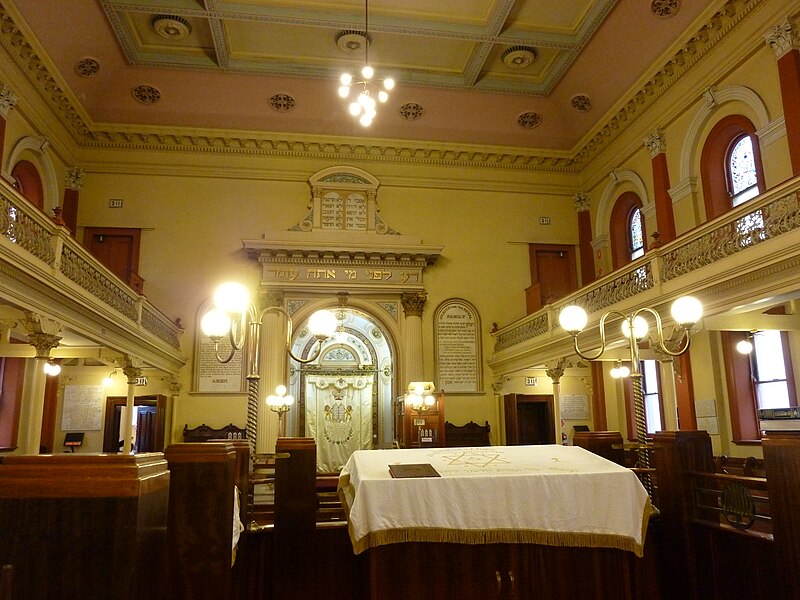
[1,0,800,598]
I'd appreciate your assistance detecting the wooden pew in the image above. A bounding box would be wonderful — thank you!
[0,453,169,600]
[164,442,244,600]
[651,431,800,600]
[444,420,491,447]
[183,423,246,442]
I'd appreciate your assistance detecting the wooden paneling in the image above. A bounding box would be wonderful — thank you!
[0,453,169,600]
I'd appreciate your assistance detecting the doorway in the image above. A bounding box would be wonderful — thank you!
[503,394,555,445]
[102,395,166,452]
[84,227,144,293]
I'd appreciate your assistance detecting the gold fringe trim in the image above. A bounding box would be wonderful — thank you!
[341,482,655,559]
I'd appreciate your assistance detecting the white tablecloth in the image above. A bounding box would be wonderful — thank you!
[338,445,653,556]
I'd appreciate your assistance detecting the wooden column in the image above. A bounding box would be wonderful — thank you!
[651,430,714,600]
[766,18,800,176]
[762,432,800,599]
[164,443,238,600]
[575,192,595,285]
[644,130,676,243]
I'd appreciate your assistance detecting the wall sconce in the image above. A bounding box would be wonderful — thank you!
[102,369,118,387]
[200,281,336,453]
[558,296,702,493]
[406,381,437,412]
[43,358,61,376]
[736,332,755,354]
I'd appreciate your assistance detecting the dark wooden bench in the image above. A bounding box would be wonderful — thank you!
[183,423,246,443]
[445,420,491,447]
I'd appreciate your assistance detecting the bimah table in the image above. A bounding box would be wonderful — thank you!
[338,445,656,599]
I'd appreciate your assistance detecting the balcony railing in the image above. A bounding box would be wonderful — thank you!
[0,179,183,369]
[490,176,800,366]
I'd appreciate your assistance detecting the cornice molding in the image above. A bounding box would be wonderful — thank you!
[0,0,763,173]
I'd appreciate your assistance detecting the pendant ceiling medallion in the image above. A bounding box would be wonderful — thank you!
[152,15,191,40]
[502,46,536,69]
[336,30,369,55]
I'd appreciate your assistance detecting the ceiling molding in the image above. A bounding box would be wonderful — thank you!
[0,0,762,173]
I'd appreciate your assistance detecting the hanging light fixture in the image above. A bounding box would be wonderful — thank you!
[337,0,395,127]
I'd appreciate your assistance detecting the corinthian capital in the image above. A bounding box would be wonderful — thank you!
[765,17,799,59]
[64,167,85,191]
[574,192,591,213]
[0,84,17,117]
[643,129,666,158]
[401,292,427,317]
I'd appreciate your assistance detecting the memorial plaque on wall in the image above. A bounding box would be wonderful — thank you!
[434,299,483,393]
[195,334,245,393]
[61,385,104,430]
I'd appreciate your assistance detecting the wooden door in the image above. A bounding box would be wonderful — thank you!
[504,394,555,445]
[525,244,577,313]
[84,227,143,292]
[102,395,166,452]
[135,406,157,453]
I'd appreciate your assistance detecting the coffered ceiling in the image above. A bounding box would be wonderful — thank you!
[3,1,722,154]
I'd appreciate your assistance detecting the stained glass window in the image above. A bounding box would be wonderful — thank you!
[729,135,758,207]
[629,207,644,260]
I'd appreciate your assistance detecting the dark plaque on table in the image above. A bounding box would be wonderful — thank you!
[388,463,441,478]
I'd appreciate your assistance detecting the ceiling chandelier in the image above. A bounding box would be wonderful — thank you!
[337,0,395,127]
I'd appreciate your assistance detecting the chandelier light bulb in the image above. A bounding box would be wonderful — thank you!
[361,64,374,79]
[349,102,362,116]
[558,305,588,334]
[213,281,250,314]
[383,78,395,90]
[340,72,353,86]
[359,113,373,127]
[201,309,232,338]
[378,90,388,103]
[338,85,351,98]
[671,295,703,327]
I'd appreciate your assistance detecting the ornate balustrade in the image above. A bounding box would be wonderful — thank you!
[0,179,183,370]
[490,175,800,370]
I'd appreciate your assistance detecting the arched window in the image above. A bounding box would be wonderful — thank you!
[609,192,645,270]
[10,160,44,210]
[700,114,765,220]
[628,206,644,261]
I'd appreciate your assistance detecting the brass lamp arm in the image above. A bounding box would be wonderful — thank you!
[571,310,628,362]
[635,306,693,357]
[259,305,327,364]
